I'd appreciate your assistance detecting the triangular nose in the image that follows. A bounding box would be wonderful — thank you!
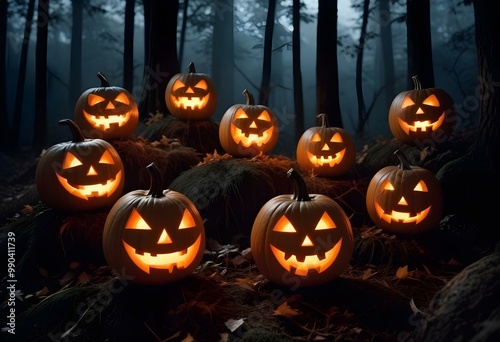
[185,87,194,94]
[106,102,115,110]
[157,229,172,244]
[301,235,314,247]
[398,196,408,205]
[416,107,424,114]
[249,121,257,128]
[321,143,330,151]
[87,166,98,176]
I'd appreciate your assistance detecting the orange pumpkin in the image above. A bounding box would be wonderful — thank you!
[35,119,125,211]
[165,62,218,121]
[102,163,205,285]
[219,89,279,157]
[388,75,455,146]
[365,150,443,234]
[296,113,356,177]
[74,72,139,140]
[251,168,354,287]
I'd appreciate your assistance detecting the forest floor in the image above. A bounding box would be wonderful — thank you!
[0,133,494,342]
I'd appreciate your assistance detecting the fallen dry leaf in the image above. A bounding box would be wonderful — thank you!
[396,265,409,279]
[273,301,301,318]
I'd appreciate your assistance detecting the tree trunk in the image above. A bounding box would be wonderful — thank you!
[0,0,7,149]
[178,0,189,64]
[292,0,304,143]
[258,0,276,107]
[406,0,434,88]
[436,0,500,241]
[69,0,83,106]
[138,0,180,118]
[316,0,343,128]
[123,0,135,92]
[211,0,234,119]
[355,0,369,135]
[33,0,50,150]
[377,0,395,111]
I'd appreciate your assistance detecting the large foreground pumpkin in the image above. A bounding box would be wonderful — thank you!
[251,168,354,287]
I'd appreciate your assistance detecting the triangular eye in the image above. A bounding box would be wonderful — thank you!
[62,152,83,169]
[126,208,152,230]
[382,179,395,191]
[172,80,186,91]
[194,79,208,90]
[413,180,428,192]
[423,94,440,107]
[179,209,196,229]
[311,133,322,142]
[315,212,337,230]
[401,96,415,108]
[257,111,271,122]
[273,215,296,232]
[99,150,115,165]
[114,92,130,105]
[330,132,343,143]
[88,94,106,106]
[234,109,249,120]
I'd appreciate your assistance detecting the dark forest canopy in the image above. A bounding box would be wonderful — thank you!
[1,0,477,154]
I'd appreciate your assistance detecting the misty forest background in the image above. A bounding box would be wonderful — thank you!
[0,0,478,157]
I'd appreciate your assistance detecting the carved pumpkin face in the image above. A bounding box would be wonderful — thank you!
[389,75,455,145]
[251,169,353,287]
[165,62,217,121]
[219,89,279,157]
[35,119,125,212]
[365,150,443,234]
[296,114,356,177]
[103,163,205,285]
[74,72,139,140]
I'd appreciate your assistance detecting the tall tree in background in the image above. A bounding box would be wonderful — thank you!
[69,0,83,106]
[406,0,434,88]
[316,0,343,128]
[437,0,500,241]
[377,0,395,110]
[292,0,304,142]
[33,0,50,150]
[11,0,35,149]
[355,0,370,135]
[123,0,135,91]
[0,0,7,149]
[258,0,276,107]
[138,0,180,118]
[178,0,189,64]
[211,0,234,118]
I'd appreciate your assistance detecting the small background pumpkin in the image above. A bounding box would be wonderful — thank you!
[36,119,125,212]
[219,89,279,158]
[388,75,456,146]
[165,62,218,121]
[74,72,139,140]
[296,113,356,177]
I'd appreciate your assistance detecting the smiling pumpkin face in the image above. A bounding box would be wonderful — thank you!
[219,89,279,157]
[36,119,125,212]
[165,62,217,121]
[103,163,205,285]
[251,169,353,287]
[366,150,443,235]
[74,73,139,140]
[389,76,455,145]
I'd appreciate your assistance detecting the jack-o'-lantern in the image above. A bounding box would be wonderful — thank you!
[102,162,205,285]
[35,119,125,212]
[219,89,279,157]
[251,168,353,287]
[296,113,356,177]
[365,150,443,234]
[74,72,139,140]
[165,62,218,121]
[388,75,455,145]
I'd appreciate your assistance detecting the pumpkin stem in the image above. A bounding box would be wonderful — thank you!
[412,75,421,90]
[59,119,86,143]
[96,72,110,87]
[146,163,165,198]
[316,113,329,128]
[287,168,311,201]
[242,89,254,106]
[187,62,196,73]
[394,150,412,170]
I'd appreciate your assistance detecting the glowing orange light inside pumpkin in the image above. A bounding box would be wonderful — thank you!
[397,94,445,134]
[122,208,202,274]
[229,108,274,147]
[83,92,134,129]
[269,212,342,276]
[169,80,211,110]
